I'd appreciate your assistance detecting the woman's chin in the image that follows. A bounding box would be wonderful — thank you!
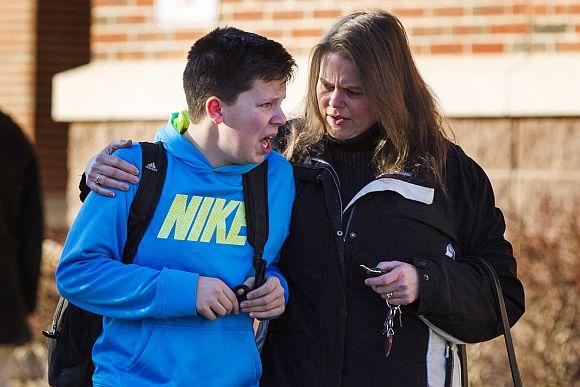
[327,125,366,141]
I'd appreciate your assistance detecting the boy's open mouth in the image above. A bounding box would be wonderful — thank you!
[259,136,273,152]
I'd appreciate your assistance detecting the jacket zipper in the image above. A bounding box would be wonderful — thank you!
[307,158,362,242]
[311,157,343,222]
[343,203,357,242]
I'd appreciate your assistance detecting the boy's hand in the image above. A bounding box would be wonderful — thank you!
[239,276,285,319]
[86,139,140,197]
[196,276,240,320]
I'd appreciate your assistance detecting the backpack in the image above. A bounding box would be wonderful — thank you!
[43,142,270,386]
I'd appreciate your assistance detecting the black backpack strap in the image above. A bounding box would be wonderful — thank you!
[234,160,269,301]
[79,173,90,202]
[121,142,167,264]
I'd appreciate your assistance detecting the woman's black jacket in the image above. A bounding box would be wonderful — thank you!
[260,138,525,387]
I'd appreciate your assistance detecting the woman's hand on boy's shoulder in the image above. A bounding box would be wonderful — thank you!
[86,139,140,197]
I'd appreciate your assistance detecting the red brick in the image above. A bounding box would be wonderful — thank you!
[576,25,580,33]
[136,32,166,41]
[433,7,463,16]
[273,11,302,20]
[292,28,324,38]
[556,42,580,51]
[512,5,530,14]
[154,50,183,59]
[117,15,146,24]
[430,44,463,54]
[491,24,528,34]
[412,27,444,36]
[533,5,550,14]
[392,8,425,17]
[136,0,154,5]
[313,10,342,19]
[556,5,580,14]
[474,6,505,15]
[410,45,427,55]
[452,25,486,35]
[256,30,283,39]
[117,51,145,60]
[232,11,263,20]
[174,31,205,41]
[472,43,504,53]
[92,33,126,43]
[93,16,108,25]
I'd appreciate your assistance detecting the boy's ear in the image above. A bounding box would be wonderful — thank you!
[206,97,224,124]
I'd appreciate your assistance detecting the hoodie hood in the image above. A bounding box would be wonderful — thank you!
[154,113,266,175]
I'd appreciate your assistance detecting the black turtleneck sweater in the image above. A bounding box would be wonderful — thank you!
[326,124,380,206]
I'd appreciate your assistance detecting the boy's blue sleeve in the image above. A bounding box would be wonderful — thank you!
[56,145,199,320]
[266,263,289,304]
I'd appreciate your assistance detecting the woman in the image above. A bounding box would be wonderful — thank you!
[82,11,524,386]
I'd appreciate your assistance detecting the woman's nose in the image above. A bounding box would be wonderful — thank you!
[328,89,344,108]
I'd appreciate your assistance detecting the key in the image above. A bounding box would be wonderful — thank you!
[396,305,403,328]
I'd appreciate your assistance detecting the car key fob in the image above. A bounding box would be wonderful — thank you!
[360,264,388,278]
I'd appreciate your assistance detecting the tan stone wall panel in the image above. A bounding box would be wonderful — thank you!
[66,118,580,233]
[448,118,514,170]
[448,117,580,234]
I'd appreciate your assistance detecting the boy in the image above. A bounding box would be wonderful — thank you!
[56,27,295,386]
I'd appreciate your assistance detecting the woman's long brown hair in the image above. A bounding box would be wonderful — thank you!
[285,11,450,189]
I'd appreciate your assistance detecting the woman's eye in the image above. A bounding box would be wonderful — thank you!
[261,102,272,108]
[346,89,362,96]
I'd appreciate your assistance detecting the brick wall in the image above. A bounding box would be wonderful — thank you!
[32,0,91,229]
[35,0,91,194]
[0,0,36,140]
[0,0,91,229]
[92,0,580,60]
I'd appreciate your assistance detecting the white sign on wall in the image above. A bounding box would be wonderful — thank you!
[155,0,219,29]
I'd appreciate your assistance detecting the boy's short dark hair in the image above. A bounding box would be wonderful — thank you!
[183,27,296,123]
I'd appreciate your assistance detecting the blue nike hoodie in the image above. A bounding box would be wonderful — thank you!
[56,118,295,386]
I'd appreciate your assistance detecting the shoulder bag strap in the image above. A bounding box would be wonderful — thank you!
[470,257,522,387]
